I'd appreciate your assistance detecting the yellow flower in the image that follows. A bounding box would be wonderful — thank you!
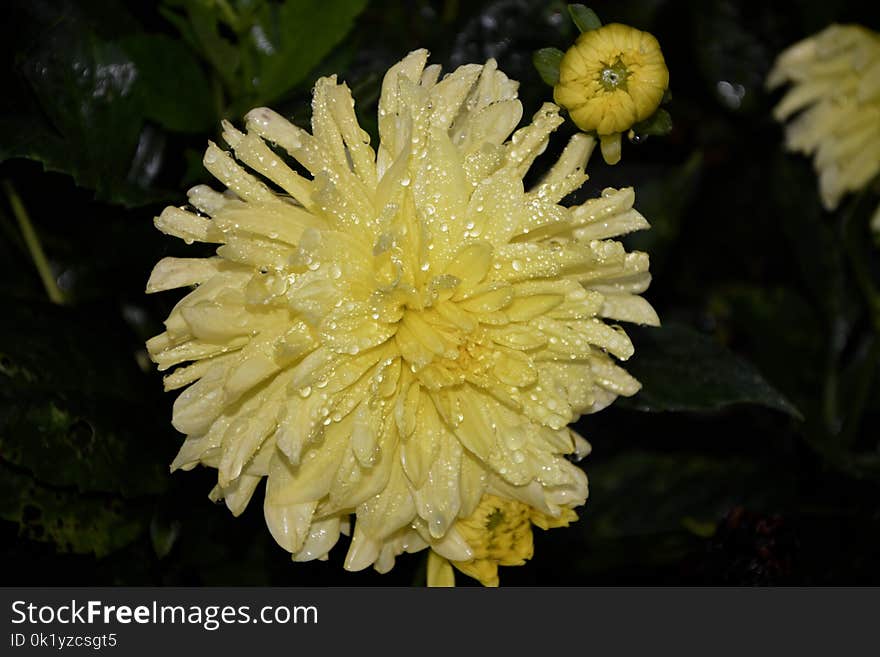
[767,24,880,217]
[146,49,658,577]
[554,23,669,165]
[426,493,579,587]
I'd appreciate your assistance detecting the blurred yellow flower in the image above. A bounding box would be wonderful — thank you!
[554,23,669,165]
[427,493,579,587]
[768,24,880,218]
[146,49,658,578]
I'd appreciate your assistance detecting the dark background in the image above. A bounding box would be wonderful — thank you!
[1,0,879,585]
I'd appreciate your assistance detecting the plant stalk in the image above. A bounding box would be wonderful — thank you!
[2,180,64,304]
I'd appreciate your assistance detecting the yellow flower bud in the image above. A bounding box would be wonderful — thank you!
[554,23,669,164]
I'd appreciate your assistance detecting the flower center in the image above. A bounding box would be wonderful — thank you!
[598,58,630,91]
[485,508,505,531]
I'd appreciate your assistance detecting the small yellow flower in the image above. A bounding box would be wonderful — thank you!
[767,24,880,218]
[146,49,658,580]
[554,23,669,165]
[428,493,578,587]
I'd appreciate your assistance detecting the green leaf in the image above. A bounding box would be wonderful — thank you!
[709,284,823,410]
[771,153,850,324]
[0,462,147,557]
[621,323,803,418]
[1,4,167,206]
[120,34,215,133]
[0,301,171,497]
[567,4,602,32]
[533,48,565,86]
[247,0,368,108]
[632,108,673,137]
[159,0,367,116]
[160,0,241,93]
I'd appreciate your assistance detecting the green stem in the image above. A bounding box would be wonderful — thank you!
[840,337,880,448]
[2,181,64,304]
[214,0,241,32]
[842,191,880,332]
[821,340,840,435]
[834,190,880,445]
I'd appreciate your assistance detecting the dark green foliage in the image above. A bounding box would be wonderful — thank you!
[0,463,149,558]
[568,5,602,33]
[119,34,216,134]
[631,108,673,137]
[159,0,368,117]
[533,47,564,86]
[0,302,169,497]
[619,323,802,418]
[2,2,166,205]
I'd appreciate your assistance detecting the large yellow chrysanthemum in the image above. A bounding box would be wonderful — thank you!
[554,23,669,165]
[146,49,658,578]
[767,24,880,227]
